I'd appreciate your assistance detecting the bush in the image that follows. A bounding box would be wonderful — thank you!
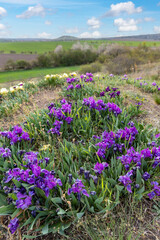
[10,50,16,54]
[79,62,102,74]
[49,49,98,67]
[37,54,52,68]
[105,54,140,74]
[15,60,32,70]
[4,59,17,71]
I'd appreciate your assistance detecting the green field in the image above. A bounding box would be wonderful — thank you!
[0,66,79,85]
[0,40,159,54]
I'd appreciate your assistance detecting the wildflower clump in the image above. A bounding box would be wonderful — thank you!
[0,72,159,238]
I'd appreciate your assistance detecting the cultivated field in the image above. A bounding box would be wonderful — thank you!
[0,40,159,54]
[0,71,160,239]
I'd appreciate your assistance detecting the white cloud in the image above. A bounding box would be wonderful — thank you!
[45,20,52,25]
[144,17,154,22]
[0,7,7,18]
[65,27,79,34]
[37,32,52,38]
[16,4,47,19]
[0,23,6,30]
[154,26,160,33]
[87,17,100,29]
[104,1,142,17]
[114,18,138,32]
[0,23,10,37]
[79,31,101,38]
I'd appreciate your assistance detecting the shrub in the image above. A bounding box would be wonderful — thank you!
[15,60,32,70]
[105,54,140,74]
[79,62,102,74]
[154,94,160,105]
[10,50,16,54]
[4,59,17,71]
[37,54,52,68]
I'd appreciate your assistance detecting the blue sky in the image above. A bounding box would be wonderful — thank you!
[0,0,160,38]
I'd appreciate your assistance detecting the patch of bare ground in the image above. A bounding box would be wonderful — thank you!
[0,87,61,130]
[128,62,160,80]
[120,84,160,129]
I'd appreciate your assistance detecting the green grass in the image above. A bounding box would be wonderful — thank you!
[0,40,159,54]
[0,66,80,84]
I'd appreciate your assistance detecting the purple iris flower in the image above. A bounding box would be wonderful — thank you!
[109,92,116,98]
[105,86,111,92]
[107,102,122,115]
[86,72,93,77]
[109,74,114,77]
[152,82,156,86]
[16,193,32,209]
[0,125,30,145]
[94,162,109,174]
[0,147,11,158]
[67,179,89,200]
[112,87,118,91]
[61,103,72,114]
[100,91,105,96]
[75,84,81,89]
[142,172,150,181]
[65,117,73,124]
[90,191,96,196]
[148,182,160,199]
[67,84,74,90]
[48,103,55,111]
[155,133,160,138]
[116,91,120,96]
[61,98,67,104]
[141,148,152,159]
[8,218,19,234]
[119,170,133,193]
[118,147,141,169]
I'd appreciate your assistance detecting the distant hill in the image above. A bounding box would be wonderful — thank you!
[80,34,160,41]
[55,36,78,41]
[105,33,160,41]
[0,36,78,42]
[0,33,160,42]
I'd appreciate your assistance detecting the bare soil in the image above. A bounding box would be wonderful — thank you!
[0,87,61,130]
[0,54,38,70]
[120,84,160,129]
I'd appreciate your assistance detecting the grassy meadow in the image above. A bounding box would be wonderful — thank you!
[0,66,80,85]
[0,40,159,54]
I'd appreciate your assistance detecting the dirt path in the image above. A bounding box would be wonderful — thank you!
[0,87,61,130]
[120,84,160,129]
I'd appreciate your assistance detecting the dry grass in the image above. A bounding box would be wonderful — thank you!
[0,87,61,130]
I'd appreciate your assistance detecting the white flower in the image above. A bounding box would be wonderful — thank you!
[16,85,24,91]
[9,87,15,93]
[63,73,68,78]
[45,74,51,80]
[0,88,8,95]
